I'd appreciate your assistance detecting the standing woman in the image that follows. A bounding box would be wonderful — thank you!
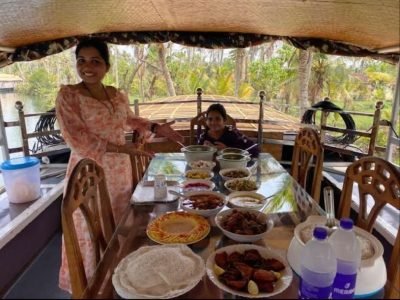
[56,38,183,292]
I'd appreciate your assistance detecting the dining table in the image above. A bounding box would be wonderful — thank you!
[83,152,329,299]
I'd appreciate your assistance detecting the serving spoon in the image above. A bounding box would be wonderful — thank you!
[168,190,187,198]
[323,186,338,232]
[245,143,258,151]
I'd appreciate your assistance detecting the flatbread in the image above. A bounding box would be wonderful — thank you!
[147,211,210,244]
[112,244,205,299]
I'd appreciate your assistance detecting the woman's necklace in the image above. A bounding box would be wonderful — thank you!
[81,82,115,114]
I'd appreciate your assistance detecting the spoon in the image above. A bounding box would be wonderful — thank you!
[323,186,338,232]
[168,190,187,198]
[245,143,258,151]
[175,141,186,148]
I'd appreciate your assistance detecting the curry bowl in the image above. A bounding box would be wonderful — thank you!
[219,167,251,181]
[181,191,226,217]
[215,208,272,242]
[181,145,217,162]
[185,168,214,180]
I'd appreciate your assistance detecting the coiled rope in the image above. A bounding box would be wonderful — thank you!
[301,98,357,144]
[32,107,65,153]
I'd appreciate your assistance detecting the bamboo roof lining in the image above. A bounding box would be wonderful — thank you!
[0,0,399,67]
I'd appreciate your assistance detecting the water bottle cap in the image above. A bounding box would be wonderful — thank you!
[313,227,328,240]
[340,218,354,230]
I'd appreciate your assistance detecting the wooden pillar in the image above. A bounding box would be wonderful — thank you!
[368,101,383,155]
[196,88,203,141]
[134,99,139,116]
[258,91,265,147]
[196,88,202,116]
[15,101,29,156]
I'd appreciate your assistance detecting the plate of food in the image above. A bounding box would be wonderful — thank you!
[215,208,272,242]
[146,211,210,244]
[181,191,226,217]
[219,168,251,181]
[224,178,259,193]
[180,179,215,192]
[188,160,216,170]
[112,244,205,299]
[227,191,267,209]
[206,244,293,298]
[185,169,214,180]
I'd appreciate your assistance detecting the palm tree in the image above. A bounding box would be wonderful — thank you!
[298,49,313,117]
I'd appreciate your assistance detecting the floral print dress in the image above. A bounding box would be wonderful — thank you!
[56,85,151,293]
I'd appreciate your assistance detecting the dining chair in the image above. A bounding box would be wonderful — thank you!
[291,127,324,203]
[61,158,117,298]
[189,111,236,145]
[124,148,153,191]
[337,156,400,299]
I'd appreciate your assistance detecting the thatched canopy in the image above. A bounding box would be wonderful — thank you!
[0,0,399,66]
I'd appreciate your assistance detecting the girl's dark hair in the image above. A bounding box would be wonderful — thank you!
[75,38,110,66]
[206,103,227,121]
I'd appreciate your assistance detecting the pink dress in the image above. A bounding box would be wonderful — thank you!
[56,85,151,293]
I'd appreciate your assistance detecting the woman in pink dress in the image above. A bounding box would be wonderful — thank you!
[56,38,183,293]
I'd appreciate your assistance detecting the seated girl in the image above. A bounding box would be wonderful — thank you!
[198,103,260,157]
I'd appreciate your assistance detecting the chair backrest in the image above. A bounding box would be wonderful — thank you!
[189,111,237,145]
[61,158,116,298]
[127,149,153,190]
[337,156,400,298]
[291,127,324,202]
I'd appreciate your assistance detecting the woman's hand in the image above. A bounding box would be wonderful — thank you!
[155,121,184,143]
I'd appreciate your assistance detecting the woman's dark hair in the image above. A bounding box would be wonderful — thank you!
[206,103,227,121]
[75,38,110,66]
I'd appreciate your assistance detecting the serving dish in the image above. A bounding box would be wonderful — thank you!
[146,211,210,244]
[185,168,214,180]
[181,145,217,162]
[206,244,293,298]
[180,179,215,192]
[215,208,272,242]
[219,167,251,181]
[218,147,250,156]
[112,244,205,299]
[181,191,226,217]
[224,178,259,193]
[216,153,251,169]
[188,160,216,170]
[227,191,267,209]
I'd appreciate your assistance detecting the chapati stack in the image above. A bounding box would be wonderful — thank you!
[112,244,205,299]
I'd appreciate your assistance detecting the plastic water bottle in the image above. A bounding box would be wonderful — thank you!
[299,227,337,299]
[329,218,361,299]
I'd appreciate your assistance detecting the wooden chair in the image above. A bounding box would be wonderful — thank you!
[61,158,117,298]
[189,111,236,145]
[337,156,400,299]
[291,127,324,202]
[126,148,153,190]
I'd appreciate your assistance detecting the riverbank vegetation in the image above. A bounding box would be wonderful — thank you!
[1,41,398,162]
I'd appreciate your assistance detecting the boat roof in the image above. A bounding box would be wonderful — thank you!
[135,94,301,132]
[0,0,399,66]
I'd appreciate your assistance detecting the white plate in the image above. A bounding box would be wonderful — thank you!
[112,244,205,299]
[206,244,293,298]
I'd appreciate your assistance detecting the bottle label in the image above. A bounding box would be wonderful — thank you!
[332,273,357,299]
[299,278,333,299]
